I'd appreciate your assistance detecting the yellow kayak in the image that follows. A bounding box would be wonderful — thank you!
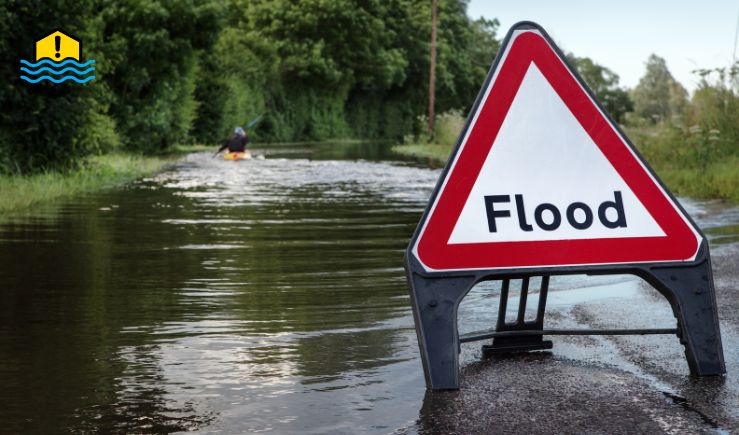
[223,151,251,161]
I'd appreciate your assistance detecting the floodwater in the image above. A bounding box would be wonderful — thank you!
[0,143,737,433]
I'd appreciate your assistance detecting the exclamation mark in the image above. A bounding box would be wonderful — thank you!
[55,36,61,58]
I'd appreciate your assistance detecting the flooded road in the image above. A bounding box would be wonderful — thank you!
[0,143,737,433]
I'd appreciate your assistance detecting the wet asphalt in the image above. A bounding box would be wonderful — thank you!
[412,242,738,434]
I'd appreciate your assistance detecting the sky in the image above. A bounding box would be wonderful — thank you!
[467,0,739,93]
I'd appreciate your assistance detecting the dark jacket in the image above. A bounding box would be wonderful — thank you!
[218,134,250,153]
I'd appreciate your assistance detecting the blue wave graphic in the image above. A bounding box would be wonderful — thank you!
[19,58,96,84]
[20,59,96,68]
[21,66,95,76]
[20,75,96,84]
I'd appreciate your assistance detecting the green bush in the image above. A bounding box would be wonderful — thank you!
[403,109,466,148]
[100,0,221,152]
[434,109,466,147]
[625,63,739,201]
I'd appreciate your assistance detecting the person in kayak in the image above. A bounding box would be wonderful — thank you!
[217,127,250,154]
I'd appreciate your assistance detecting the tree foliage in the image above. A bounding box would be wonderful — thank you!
[8,0,734,187]
[194,0,501,144]
[568,54,632,123]
[0,0,503,172]
[626,59,738,201]
[631,54,688,123]
[99,0,222,151]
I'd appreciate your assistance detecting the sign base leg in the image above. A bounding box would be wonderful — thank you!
[407,273,477,390]
[644,251,725,376]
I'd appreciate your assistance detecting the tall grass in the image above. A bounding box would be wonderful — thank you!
[433,110,467,148]
[627,122,738,202]
[652,156,738,201]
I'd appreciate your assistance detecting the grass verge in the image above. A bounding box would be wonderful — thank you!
[391,144,451,167]
[0,153,177,215]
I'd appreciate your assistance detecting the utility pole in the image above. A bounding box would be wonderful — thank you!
[733,6,739,63]
[428,0,437,135]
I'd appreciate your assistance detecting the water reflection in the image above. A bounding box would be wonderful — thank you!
[0,146,432,433]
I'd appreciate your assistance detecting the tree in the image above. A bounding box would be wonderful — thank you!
[99,0,222,151]
[468,17,500,79]
[568,55,633,123]
[194,0,502,143]
[631,54,687,123]
[1,0,504,171]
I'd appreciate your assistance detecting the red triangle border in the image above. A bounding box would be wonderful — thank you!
[415,31,700,271]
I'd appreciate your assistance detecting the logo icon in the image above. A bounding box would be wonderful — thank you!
[20,29,96,84]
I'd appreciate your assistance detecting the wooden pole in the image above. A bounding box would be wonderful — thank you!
[428,0,437,135]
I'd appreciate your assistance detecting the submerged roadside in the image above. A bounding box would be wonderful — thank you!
[0,145,211,216]
[0,140,386,217]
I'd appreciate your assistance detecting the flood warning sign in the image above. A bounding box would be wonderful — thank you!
[411,28,701,272]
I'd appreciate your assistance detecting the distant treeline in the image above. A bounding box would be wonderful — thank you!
[0,0,500,173]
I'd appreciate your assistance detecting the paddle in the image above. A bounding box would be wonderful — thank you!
[244,114,263,129]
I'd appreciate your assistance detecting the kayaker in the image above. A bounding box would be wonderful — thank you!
[217,127,250,154]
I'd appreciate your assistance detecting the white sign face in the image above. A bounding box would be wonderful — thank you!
[448,63,665,244]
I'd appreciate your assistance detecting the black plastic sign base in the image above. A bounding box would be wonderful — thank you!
[405,243,724,390]
[404,21,725,390]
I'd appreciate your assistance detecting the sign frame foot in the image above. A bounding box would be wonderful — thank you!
[641,244,726,376]
[407,271,477,390]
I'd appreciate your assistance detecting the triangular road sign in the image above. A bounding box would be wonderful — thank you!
[411,24,702,272]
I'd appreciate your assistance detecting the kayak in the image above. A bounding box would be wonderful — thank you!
[223,151,251,161]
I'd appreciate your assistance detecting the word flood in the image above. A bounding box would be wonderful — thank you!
[484,191,627,232]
